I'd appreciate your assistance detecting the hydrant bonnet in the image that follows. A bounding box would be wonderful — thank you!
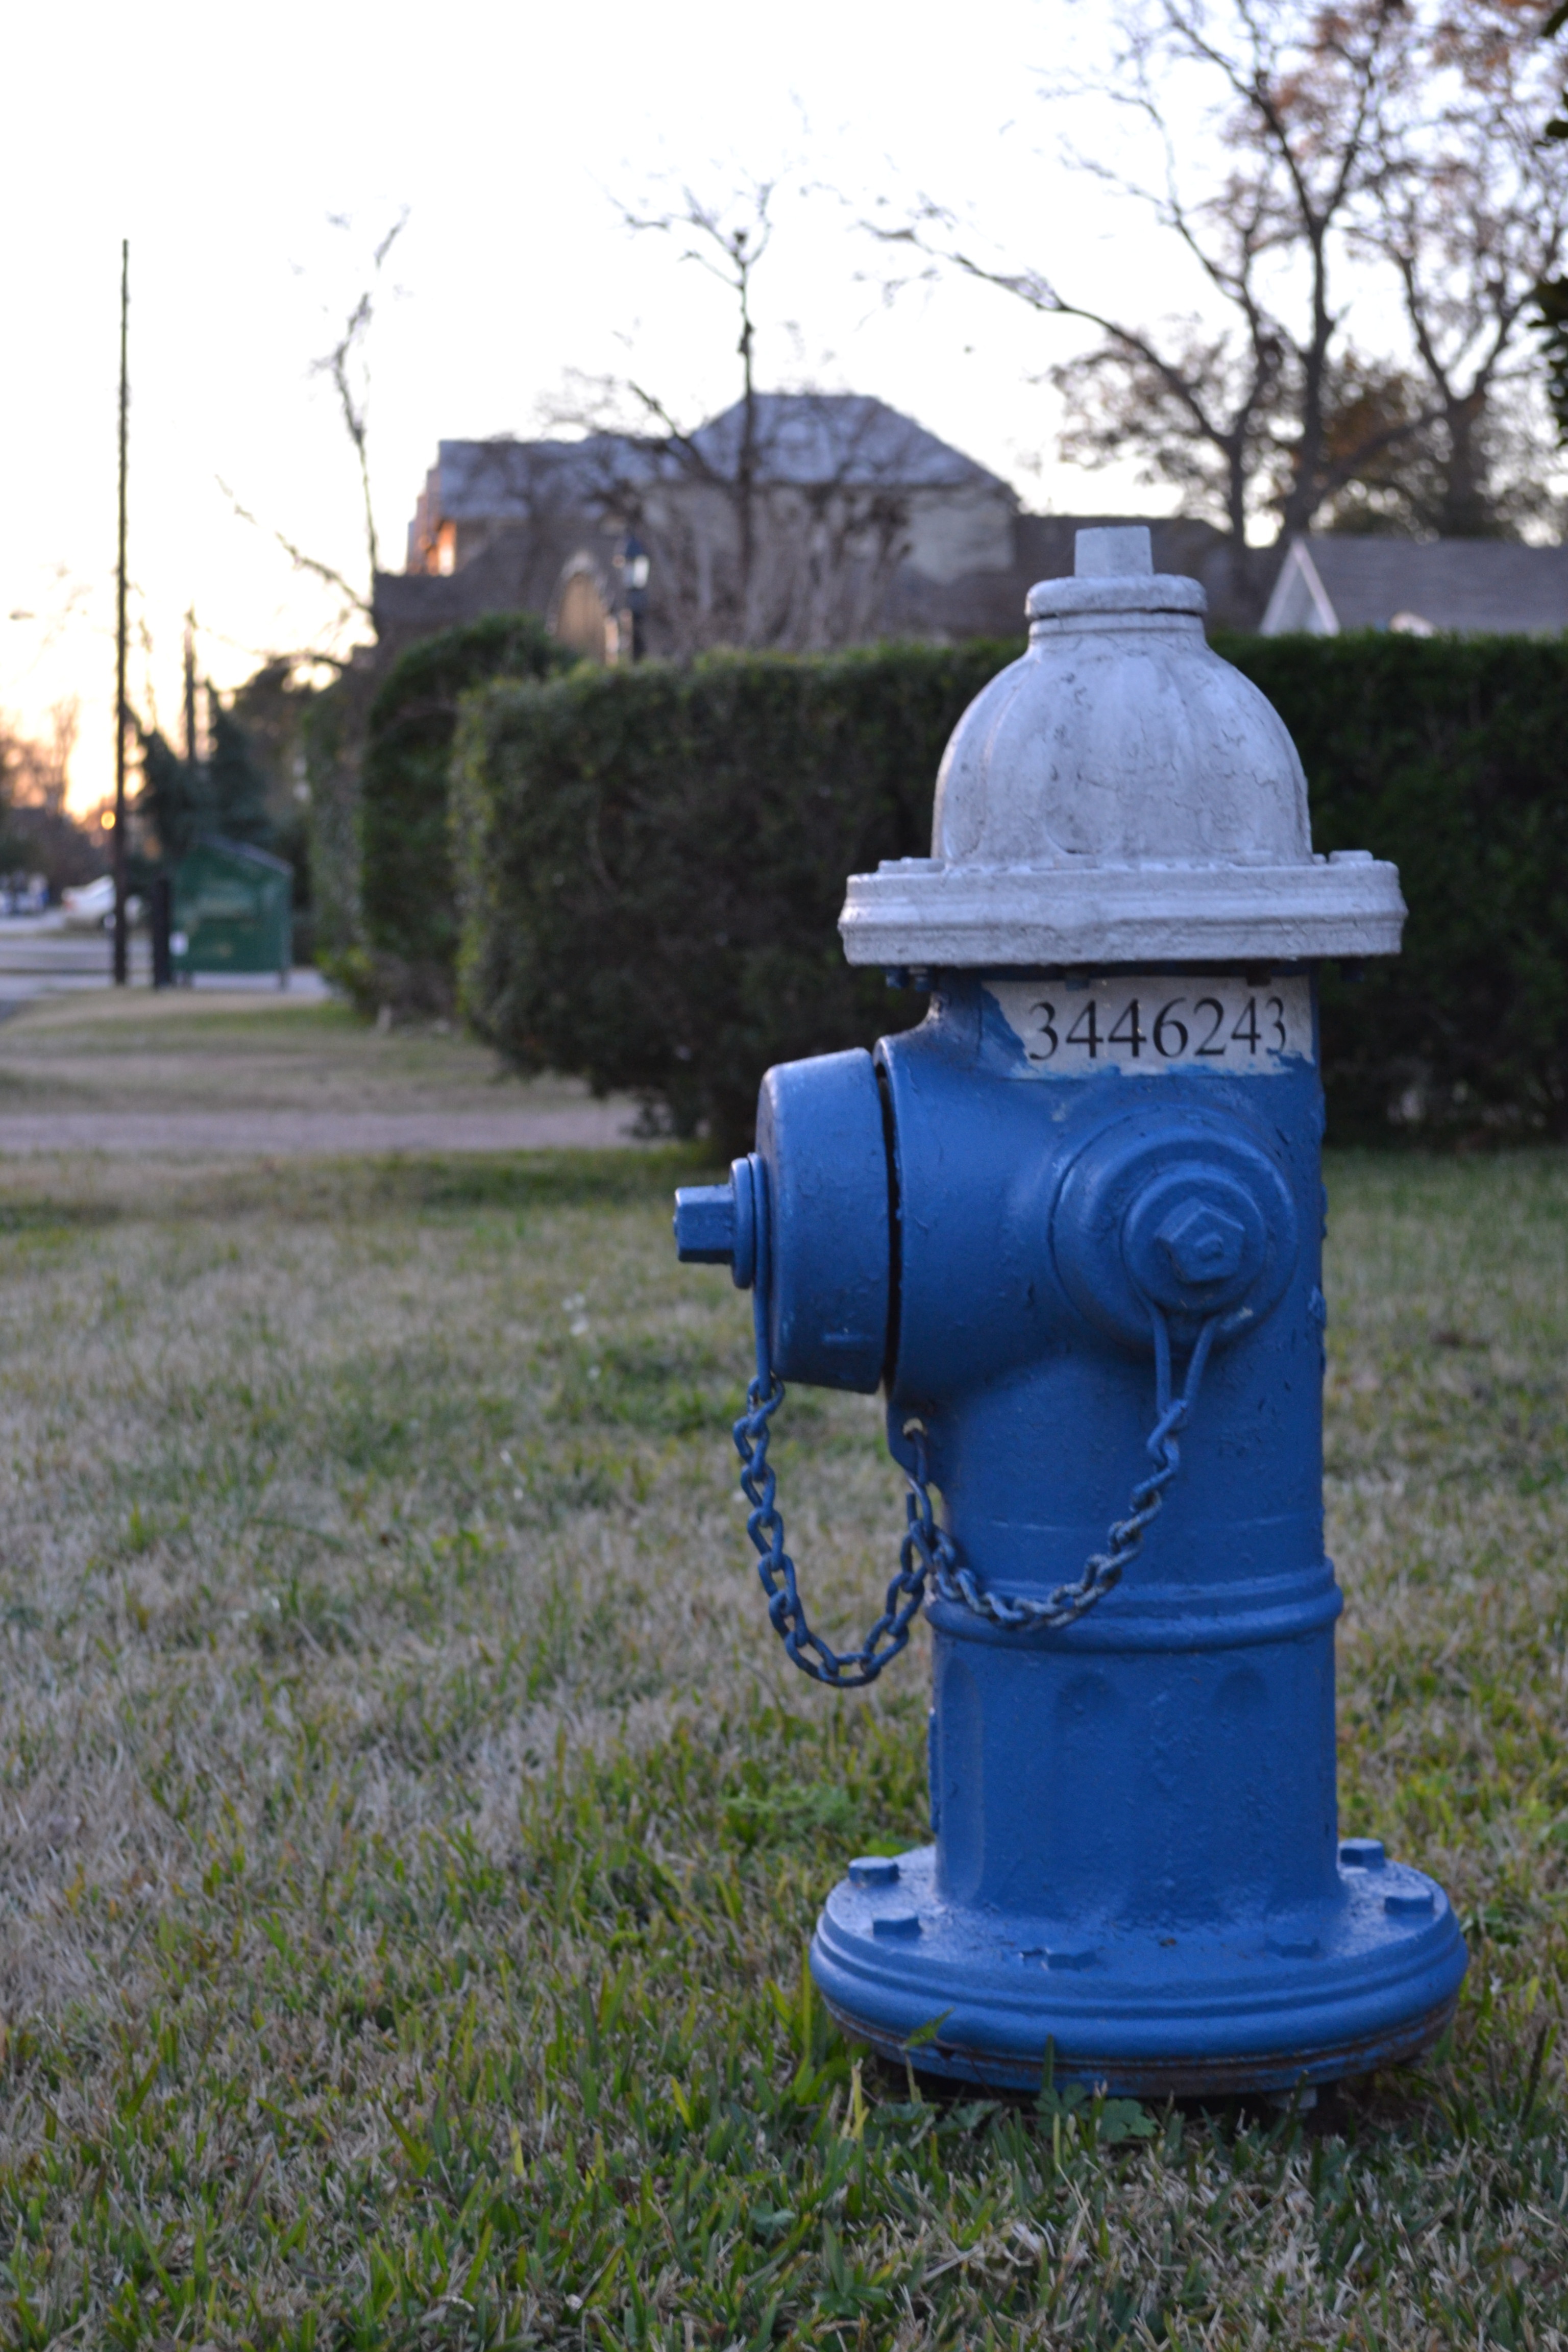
[839,526,1405,969]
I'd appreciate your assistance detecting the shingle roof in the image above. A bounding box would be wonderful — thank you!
[421,395,1008,528]
[689,394,1010,492]
[1266,535,1568,636]
[428,434,654,524]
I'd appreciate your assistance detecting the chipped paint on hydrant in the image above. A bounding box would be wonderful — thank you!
[674,527,1466,2096]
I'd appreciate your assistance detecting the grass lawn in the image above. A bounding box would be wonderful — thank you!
[0,1142,1563,2347]
[0,995,600,1118]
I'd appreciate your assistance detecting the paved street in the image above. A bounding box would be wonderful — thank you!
[0,913,328,1013]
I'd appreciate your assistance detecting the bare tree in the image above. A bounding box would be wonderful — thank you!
[210,210,411,960]
[545,181,918,653]
[1532,0,1568,446]
[220,209,409,637]
[1349,1,1568,534]
[619,183,772,628]
[0,708,102,895]
[876,0,1425,588]
[217,478,370,635]
[46,698,78,815]
[312,208,409,586]
[0,699,77,814]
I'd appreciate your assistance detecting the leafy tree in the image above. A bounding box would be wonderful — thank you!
[136,692,275,867]
[205,701,274,848]
[135,729,207,868]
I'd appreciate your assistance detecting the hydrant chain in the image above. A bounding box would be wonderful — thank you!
[923,1303,1222,1633]
[732,1292,1222,1683]
[732,1367,933,1686]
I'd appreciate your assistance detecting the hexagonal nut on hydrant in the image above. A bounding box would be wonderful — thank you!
[1157,1199,1246,1285]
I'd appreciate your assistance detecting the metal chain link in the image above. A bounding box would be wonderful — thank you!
[916,1303,1220,1633]
[733,1366,930,1687]
[732,1269,1224,1687]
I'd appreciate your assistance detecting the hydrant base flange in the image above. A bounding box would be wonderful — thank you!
[811,1844,1466,2098]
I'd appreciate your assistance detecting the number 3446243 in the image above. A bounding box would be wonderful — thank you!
[986,975,1313,1074]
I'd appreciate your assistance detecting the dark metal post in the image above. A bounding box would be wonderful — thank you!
[112,239,129,987]
[150,875,173,989]
[619,533,650,663]
[183,609,198,765]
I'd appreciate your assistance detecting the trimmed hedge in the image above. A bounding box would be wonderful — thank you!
[452,645,1017,1153]
[360,612,572,1006]
[453,633,1568,1148]
[1217,633,1568,1139]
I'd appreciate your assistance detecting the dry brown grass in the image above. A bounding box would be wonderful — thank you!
[0,1142,1560,2347]
[0,995,517,1111]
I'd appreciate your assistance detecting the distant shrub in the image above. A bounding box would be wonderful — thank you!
[360,613,573,1011]
[452,645,1018,1153]
[1217,632,1568,1139]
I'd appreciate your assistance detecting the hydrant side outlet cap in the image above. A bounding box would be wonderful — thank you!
[755,1049,891,1394]
[838,527,1404,967]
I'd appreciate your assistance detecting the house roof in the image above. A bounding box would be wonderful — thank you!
[424,434,648,526]
[689,394,1012,493]
[416,396,1009,536]
[1263,535,1568,637]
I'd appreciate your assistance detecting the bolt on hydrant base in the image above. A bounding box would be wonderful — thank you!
[674,526,1466,2097]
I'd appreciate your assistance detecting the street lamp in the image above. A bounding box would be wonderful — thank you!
[616,533,651,663]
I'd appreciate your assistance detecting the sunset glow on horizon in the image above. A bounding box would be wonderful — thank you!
[8,0,1545,816]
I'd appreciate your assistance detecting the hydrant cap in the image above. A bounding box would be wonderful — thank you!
[839,526,1405,968]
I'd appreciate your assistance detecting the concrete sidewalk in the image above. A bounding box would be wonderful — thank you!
[0,912,329,1012]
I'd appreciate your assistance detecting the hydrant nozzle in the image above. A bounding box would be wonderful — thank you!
[674,1158,758,1290]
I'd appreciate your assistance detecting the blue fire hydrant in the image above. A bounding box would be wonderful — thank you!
[674,527,1466,2096]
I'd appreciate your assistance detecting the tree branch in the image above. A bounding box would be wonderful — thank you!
[217,479,372,619]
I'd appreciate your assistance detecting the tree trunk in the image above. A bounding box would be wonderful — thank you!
[1437,394,1497,537]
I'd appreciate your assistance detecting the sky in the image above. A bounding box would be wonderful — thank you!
[0,0,1399,811]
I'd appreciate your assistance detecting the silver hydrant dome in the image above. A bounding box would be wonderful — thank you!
[839,525,1404,967]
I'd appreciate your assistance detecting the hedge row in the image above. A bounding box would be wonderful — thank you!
[450,633,1568,1149]
[1218,633,1568,1140]
[452,645,1016,1153]
[359,614,572,1006]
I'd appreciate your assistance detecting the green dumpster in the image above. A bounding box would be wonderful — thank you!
[171,836,292,984]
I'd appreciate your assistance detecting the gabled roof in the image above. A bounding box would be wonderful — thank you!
[426,433,659,524]
[1263,535,1568,637]
[689,394,1012,494]
[418,396,1010,531]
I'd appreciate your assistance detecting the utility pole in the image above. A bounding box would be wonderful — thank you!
[182,608,198,764]
[112,238,129,987]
